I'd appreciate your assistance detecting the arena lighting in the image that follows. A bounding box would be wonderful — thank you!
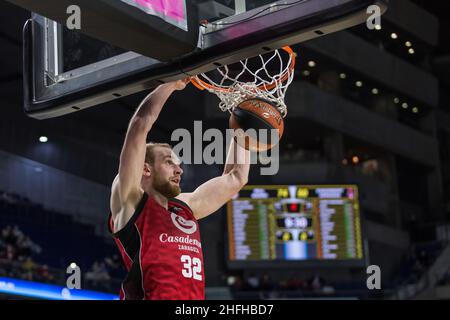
[339,73,347,79]
[375,24,382,30]
[302,70,311,76]
[39,136,48,143]
[0,277,119,300]
[390,33,398,39]
[308,60,316,68]
[355,81,363,87]
[408,48,415,55]
[412,107,419,114]
[394,97,400,104]
[405,41,412,47]
[402,102,409,109]
[352,156,359,164]
[371,88,379,95]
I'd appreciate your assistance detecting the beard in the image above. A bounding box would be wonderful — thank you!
[153,175,181,199]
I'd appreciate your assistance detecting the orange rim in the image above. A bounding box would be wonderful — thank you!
[190,46,296,93]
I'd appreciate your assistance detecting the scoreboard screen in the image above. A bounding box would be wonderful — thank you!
[227,185,363,264]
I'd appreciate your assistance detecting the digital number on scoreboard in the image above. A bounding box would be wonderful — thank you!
[227,185,363,261]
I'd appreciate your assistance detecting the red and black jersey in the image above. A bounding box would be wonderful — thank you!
[108,193,205,300]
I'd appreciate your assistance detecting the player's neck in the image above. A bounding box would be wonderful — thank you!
[147,188,169,209]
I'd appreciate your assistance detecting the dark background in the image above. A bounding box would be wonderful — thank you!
[0,0,450,300]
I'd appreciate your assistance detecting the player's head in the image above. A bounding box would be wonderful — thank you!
[143,143,183,198]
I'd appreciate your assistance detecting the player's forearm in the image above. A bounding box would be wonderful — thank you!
[223,139,250,185]
[223,138,236,174]
[229,163,249,187]
[131,83,178,131]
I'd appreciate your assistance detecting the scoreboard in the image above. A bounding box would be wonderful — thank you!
[227,185,363,263]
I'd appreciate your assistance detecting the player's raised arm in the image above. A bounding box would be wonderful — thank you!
[110,80,187,231]
[178,138,250,220]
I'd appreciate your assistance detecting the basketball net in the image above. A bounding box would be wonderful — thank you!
[191,46,296,118]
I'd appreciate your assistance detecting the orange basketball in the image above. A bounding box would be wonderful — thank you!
[229,98,284,152]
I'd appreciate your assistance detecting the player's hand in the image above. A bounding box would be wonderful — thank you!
[173,78,191,91]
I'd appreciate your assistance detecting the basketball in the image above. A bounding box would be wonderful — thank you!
[229,98,284,152]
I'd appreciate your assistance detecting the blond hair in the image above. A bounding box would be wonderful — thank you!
[145,143,172,165]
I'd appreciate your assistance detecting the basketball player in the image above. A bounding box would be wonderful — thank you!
[108,79,250,300]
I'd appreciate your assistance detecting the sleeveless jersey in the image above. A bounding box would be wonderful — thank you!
[108,193,205,300]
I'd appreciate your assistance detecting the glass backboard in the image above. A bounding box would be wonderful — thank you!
[12,0,389,118]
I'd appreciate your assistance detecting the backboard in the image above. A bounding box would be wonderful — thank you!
[9,0,388,119]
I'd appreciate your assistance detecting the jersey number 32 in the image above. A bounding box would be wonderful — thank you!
[181,255,202,281]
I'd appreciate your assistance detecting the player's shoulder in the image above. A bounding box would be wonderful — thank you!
[173,193,191,206]
[110,184,146,219]
[171,194,195,215]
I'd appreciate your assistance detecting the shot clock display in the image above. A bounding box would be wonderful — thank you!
[227,185,363,262]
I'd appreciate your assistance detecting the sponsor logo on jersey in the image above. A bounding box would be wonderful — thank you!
[159,233,202,248]
[170,212,197,235]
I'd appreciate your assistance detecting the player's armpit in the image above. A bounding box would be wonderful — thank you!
[177,171,247,220]
[110,179,144,233]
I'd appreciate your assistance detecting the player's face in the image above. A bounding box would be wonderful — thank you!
[151,147,183,198]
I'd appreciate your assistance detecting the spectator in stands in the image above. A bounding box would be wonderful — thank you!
[17,236,41,259]
[15,236,26,261]
[3,244,16,261]
[307,274,335,295]
[0,232,5,251]
[21,257,35,281]
[246,273,260,290]
[0,192,17,204]
[85,261,111,290]
[227,274,244,291]
[260,274,275,291]
[104,254,123,278]
[1,226,7,241]
[36,265,54,283]
[12,225,23,243]
[286,277,305,291]
[258,274,282,299]
[0,224,50,284]
[2,226,15,245]
[308,274,326,293]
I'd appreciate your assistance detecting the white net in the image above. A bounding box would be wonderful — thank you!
[191,47,296,118]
